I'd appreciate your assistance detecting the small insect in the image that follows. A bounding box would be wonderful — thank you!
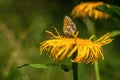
[63,16,76,37]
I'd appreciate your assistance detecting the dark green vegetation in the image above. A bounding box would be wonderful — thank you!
[0,0,120,80]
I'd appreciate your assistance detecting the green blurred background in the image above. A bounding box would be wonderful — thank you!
[0,0,120,80]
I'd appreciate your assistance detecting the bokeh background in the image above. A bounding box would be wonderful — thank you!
[0,0,120,80]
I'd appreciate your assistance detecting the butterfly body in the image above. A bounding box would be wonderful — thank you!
[63,16,76,37]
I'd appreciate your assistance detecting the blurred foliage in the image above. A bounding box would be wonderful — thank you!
[96,4,120,21]
[0,0,120,80]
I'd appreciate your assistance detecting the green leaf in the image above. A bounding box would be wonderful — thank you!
[29,64,50,68]
[96,4,120,21]
[17,63,60,69]
[60,64,72,72]
[16,64,29,68]
[16,63,72,72]
[110,30,120,37]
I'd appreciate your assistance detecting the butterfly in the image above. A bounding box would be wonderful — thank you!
[63,16,76,37]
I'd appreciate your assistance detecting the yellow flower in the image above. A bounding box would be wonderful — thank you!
[40,28,112,64]
[71,1,110,19]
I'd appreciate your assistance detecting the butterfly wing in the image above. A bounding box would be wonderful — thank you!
[63,16,76,37]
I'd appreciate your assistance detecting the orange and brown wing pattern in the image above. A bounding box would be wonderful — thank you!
[63,16,76,37]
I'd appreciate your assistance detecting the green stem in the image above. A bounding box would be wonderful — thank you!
[72,52,78,80]
[94,61,100,80]
[82,18,101,80]
[72,62,78,80]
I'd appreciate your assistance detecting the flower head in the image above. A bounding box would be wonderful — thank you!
[40,28,112,64]
[71,1,110,19]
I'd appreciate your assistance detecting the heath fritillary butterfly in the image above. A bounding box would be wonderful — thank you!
[63,16,76,37]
